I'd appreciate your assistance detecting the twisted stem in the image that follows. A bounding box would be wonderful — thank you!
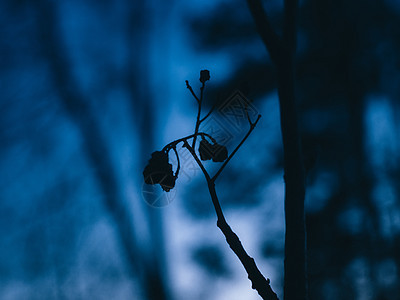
[162,132,216,152]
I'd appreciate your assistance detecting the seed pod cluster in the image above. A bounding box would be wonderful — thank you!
[199,139,228,162]
[143,151,176,192]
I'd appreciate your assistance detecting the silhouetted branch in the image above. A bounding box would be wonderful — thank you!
[187,72,215,149]
[200,103,216,122]
[171,146,181,178]
[209,183,278,300]
[192,81,206,148]
[183,82,277,298]
[162,132,217,152]
[212,114,261,182]
[245,106,253,125]
[185,134,279,300]
[186,80,200,103]
[145,71,276,299]
[183,140,211,182]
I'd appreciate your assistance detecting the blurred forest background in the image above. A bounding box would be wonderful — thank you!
[1,0,400,299]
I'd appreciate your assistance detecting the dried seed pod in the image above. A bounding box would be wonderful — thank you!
[200,70,210,83]
[212,144,228,162]
[159,164,176,192]
[143,151,176,192]
[199,139,228,162]
[199,139,214,161]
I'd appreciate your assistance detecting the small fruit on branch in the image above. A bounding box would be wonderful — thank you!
[199,139,228,162]
[200,69,210,83]
[143,151,176,192]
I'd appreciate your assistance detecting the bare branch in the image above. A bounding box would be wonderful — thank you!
[182,140,210,182]
[200,103,216,122]
[245,106,252,125]
[183,133,279,300]
[192,82,205,148]
[185,80,200,103]
[212,114,261,182]
[170,146,180,178]
[157,72,273,299]
[162,132,216,152]
[207,183,278,300]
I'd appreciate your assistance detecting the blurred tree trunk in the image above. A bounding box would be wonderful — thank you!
[345,33,380,295]
[247,1,307,299]
[34,1,169,299]
[125,0,171,299]
[277,59,307,300]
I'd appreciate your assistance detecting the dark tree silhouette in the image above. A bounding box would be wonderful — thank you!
[247,1,307,299]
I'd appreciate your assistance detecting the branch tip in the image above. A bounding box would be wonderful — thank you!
[185,80,200,103]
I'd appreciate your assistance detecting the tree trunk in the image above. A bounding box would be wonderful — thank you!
[247,1,307,299]
[35,1,169,299]
[277,56,307,300]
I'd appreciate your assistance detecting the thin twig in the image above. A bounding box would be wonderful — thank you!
[182,140,210,181]
[200,82,205,102]
[184,144,226,227]
[185,80,200,102]
[208,183,279,300]
[185,139,278,300]
[212,114,261,182]
[245,106,252,125]
[162,132,216,152]
[192,81,205,148]
[200,103,216,122]
[166,72,276,299]
[170,146,180,178]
